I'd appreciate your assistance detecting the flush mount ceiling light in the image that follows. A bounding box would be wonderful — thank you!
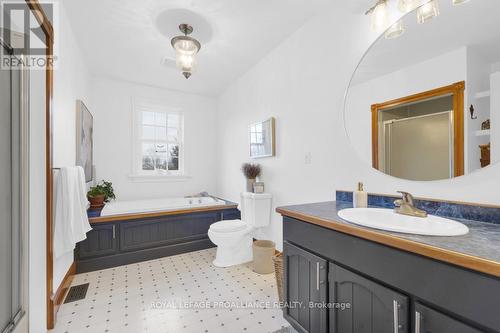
[170,24,201,79]
[366,0,390,33]
[417,0,440,23]
[452,0,470,4]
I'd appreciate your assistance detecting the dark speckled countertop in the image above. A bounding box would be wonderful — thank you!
[277,201,500,277]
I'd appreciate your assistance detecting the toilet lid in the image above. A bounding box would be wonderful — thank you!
[210,220,247,233]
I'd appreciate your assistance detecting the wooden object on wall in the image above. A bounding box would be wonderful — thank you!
[479,143,491,168]
[371,81,465,178]
[25,0,57,329]
[53,263,76,314]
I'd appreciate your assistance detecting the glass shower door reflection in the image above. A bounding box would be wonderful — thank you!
[383,111,453,181]
[0,44,25,333]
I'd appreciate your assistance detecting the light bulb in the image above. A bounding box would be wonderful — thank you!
[172,37,200,79]
[417,0,440,24]
[385,20,406,39]
[175,51,197,79]
[371,1,390,33]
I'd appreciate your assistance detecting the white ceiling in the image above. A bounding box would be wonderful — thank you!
[63,0,335,97]
[353,0,500,85]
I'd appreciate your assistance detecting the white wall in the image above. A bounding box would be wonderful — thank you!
[29,61,47,333]
[90,78,218,200]
[216,6,500,250]
[216,9,367,249]
[346,47,467,167]
[52,2,91,292]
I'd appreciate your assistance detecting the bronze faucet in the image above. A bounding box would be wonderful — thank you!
[394,191,427,218]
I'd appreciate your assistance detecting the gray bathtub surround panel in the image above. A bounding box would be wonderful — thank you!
[336,190,500,225]
[76,207,241,273]
[281,201,500,265]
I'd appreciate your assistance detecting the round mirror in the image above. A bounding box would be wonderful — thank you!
[344,0,500,181]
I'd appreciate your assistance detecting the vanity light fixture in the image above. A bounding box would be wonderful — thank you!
[385,20,406,39]
[170,24,201,79]
[366,0,390,33]
[416,0,440,23]
[397,0,418,13]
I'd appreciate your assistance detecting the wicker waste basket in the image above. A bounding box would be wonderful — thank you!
[273,252,284,303]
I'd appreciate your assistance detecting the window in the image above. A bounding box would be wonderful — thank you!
[133,101,184,177]
[250,122,265,156]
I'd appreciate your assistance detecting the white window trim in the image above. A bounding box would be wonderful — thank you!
[129,98,187,181]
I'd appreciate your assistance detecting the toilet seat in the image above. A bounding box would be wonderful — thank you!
[209,220,247,233]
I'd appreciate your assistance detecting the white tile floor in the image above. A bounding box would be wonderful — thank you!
[51,248,291,333]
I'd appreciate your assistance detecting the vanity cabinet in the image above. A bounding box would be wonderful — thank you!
[77,223,118,259]
[283,242,328,333]
[282,216,500,333]
[329,263,408,333]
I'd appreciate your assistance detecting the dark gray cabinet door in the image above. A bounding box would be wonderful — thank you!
[329,263,409,333]
[77,224,118,259]
[283,242,328,333]
[414,303,482,333]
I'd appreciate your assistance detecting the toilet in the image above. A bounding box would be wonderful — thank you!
[208,192,272,267]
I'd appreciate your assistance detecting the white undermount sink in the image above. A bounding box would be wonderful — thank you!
[338,208,469,236]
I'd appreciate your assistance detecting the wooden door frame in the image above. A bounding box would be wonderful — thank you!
[24,1,55,329]
[371,81,465,178]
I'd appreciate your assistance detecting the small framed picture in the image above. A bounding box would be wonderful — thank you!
[76,100,94,182]
[249,117,276,158]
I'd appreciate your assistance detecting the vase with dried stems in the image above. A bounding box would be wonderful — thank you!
[241,163,261,193]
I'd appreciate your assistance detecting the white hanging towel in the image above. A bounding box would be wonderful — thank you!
[54,166,93,259]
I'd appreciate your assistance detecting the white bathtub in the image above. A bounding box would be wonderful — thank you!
[100,196,227,216]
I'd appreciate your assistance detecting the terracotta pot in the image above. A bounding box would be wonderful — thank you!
[88,194,105,209]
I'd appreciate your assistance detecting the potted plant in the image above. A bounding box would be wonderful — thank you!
[87,180,116,209]
[241,163,261,193]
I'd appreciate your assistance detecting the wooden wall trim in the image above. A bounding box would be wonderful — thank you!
[26,1,54,38]
[371,81,465,177]
[25,0,56,329]
[53,262,76,319]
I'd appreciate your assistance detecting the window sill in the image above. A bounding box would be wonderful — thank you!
[128,174,192,183]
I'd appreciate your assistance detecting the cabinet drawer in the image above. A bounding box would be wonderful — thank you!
[414,303,483,333]
[329,263,409,333]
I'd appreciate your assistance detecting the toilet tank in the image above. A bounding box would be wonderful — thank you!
[240,192,272,227]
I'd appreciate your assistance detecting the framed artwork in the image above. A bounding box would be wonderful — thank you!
[76,100,93,182]
[249,117,276,158]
